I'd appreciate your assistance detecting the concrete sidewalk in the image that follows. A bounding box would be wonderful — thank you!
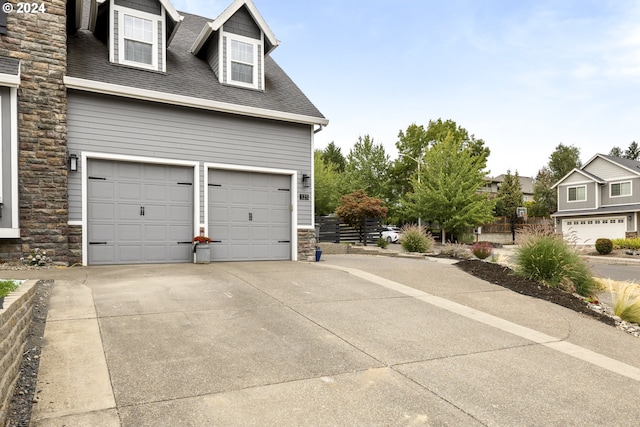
[10,257,640,426]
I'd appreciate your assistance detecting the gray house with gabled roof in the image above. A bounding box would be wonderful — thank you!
[551,154,640,244]
[0,0,327,264]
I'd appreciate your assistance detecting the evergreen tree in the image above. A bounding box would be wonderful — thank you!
[322,141,346,172]
[494,170,524,218]
[625,141,640,160]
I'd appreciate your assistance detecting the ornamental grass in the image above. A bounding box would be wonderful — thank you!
[513,230,597,297]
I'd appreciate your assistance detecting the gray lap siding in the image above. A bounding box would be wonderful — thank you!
[557,181,597,211]
[67,91,313,226]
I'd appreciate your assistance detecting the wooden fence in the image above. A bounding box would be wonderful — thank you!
[481,216,553,233]
[315,217,383,244]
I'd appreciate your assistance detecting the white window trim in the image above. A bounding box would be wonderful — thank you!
[0,88,20,238]
[224,32,261,90]
[0,94,3,208]
[567,185,587,203]
[112,4,163,72]
[609,180,632,198]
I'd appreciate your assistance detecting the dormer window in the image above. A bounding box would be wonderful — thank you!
[228,35,258,87]
[123,14,154,65]
[112,5,160,71]
[190,0,279,91]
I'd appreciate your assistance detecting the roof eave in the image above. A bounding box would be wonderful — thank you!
[190,22,216,54]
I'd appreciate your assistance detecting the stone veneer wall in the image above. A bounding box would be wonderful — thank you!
[0,280,37,425]
[297,228,317,261]
[68,224,82,265]
[0,0,69,262]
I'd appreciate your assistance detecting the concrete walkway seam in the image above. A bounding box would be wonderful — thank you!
[315,263,640,382]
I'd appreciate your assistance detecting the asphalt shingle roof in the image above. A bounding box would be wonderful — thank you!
[67,7,325,121]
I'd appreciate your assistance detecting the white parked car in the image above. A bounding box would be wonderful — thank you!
[368,225,402,243]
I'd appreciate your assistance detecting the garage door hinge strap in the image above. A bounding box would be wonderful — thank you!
[89,242,107,245]
[177,241,192,244]
[177,182,192,185]
[88,176,107,180]
[208,184,222,187]
[278,188,290,191]
[278,240,291,243]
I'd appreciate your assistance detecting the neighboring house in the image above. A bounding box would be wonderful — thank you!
[551,154,639,244]
[0,0,328,265]
[481,174,534,202]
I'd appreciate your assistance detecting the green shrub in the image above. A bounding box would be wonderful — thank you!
[0,280,19,298]
[471,241,493,259]
[376,237,389,249]
[595,238,613,255]
[513,234,597,297]
[399,224,434,253]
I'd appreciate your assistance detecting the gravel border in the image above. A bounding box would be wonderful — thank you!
[4,280,52,427]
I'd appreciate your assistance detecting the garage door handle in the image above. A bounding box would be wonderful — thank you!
[249,212,253,221]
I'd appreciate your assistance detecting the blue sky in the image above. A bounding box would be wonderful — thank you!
[172,0,640,178]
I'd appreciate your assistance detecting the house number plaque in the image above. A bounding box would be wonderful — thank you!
[299,194,310,201]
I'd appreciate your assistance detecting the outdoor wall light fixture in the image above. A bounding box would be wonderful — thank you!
[68,154,78,172]
[302,174,311,188]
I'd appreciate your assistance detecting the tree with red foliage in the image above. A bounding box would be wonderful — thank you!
[335,191,388,245]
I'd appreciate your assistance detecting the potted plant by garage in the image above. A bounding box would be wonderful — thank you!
[0,280,19,309]
[193,235,212,264]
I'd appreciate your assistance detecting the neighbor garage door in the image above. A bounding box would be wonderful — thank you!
[562,216,626,245]
[87,159,194,264]
[208,169,291,261]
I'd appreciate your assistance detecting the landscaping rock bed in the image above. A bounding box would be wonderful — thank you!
[456,259,640,337]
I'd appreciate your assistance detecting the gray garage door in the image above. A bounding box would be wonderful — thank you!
[87,160,194,264]
[208,169,291,261]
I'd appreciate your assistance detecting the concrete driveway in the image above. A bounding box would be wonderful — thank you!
[14,255,640,426]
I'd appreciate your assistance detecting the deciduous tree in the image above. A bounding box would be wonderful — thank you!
[531,144,582,217]
[335,191,388,245]
[404,132,494,242]
[548,143,582,183]
[391,119,491,224]
[342,135,390,200]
